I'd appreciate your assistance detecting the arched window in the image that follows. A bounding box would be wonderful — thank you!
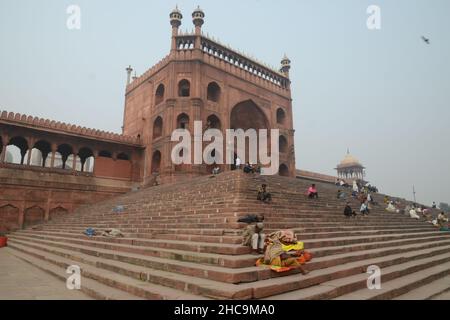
[279,135,288,153]
[207,82,221,102]
[6,136,28,164]
[177,113,190,129]
[5,145,22,164]
[178,79,190,97]
[27,148,43,166]
[84,156,95,173]
[155,84,165,105]
[31,140,51,167]
[78,147,94,172]
[153,116,163,139]
[277,108,286,125]
[206,114,221,129]
[57,144,73,169]
[66,154,82,171]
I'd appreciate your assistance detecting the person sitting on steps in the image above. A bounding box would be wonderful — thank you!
[235,156,242,170]
[409,207,421,220]
[337,189,346,200]
[307,184,319,199]
[212,166,220,175]
[257,184,272,203]
[437,212,449,228]
[243,162,255,174]
[344,202,356,218]
[360,200,370,216]
[352,181,359,198]
[386,201,399,213]
[241,215,265,255]
[367,193,377,206]
[263,230,310,275]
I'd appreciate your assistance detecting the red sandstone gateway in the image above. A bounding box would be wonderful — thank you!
[0,5,295,231]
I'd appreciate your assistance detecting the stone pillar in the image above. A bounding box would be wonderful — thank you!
[72,148,78,171]
[50,144,57,168]
[92,150,99,175]
[18,202,25,229]
[45,192,51,222]
[26,137,35,165]
[0,133,7,163]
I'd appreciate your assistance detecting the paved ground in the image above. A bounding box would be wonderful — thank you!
[0,248,91,300]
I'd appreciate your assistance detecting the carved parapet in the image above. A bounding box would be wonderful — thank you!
[0,110,142,146]
[125,54,171,94]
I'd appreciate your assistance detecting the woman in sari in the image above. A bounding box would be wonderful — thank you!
[263,230,310,275]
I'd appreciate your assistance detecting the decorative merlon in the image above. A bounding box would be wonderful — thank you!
[0,110,142,146]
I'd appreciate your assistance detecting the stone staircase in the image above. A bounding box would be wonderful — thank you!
[5,171,450,300]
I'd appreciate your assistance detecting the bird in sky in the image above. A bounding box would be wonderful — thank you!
[421,36,430,44]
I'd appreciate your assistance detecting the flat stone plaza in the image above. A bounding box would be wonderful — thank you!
[0,248,91,300]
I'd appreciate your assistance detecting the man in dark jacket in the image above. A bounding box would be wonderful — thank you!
[344,202,356,218]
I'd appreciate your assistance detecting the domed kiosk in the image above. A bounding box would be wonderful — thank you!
[335,150,365,181]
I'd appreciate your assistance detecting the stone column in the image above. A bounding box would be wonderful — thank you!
[45,192,51,222]
[50,144,57,168]
[0,133,7,163]
[92,150,99,175]
[72,148,78,171]
[18,202,25,229]
[26,137,35,165]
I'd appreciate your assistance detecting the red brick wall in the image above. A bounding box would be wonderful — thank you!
[94,157,132,180]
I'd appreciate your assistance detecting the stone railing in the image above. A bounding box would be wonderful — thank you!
[125,33,291,96]
[126,54,171,93]
[199,36,289,89]
[0,110,141,145]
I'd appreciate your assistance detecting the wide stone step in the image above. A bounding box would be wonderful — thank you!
[9,235,450,300]
[393,276,450,300]
[302,231,448,249]
[8,236,264,284]
[243,244,450,299]
[289,228,437,240]
[12,231,255,268]
[14,231,450,271]
[334,259,450,300]
[8,249,144,300]
[11,231,250,255]
[265,252,450,300]
[7,242,211,300]
[429,288,450,300]
[310,236,450,258]
[7,241,251,299]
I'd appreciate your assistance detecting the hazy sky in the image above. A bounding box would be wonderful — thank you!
[1,0,449,206]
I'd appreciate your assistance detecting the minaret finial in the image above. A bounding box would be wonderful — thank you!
[125,65,133,85]
[192,5,205,34]
[280,54,291,77]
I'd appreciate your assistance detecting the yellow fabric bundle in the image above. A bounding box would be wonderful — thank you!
[282,241,304,252]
